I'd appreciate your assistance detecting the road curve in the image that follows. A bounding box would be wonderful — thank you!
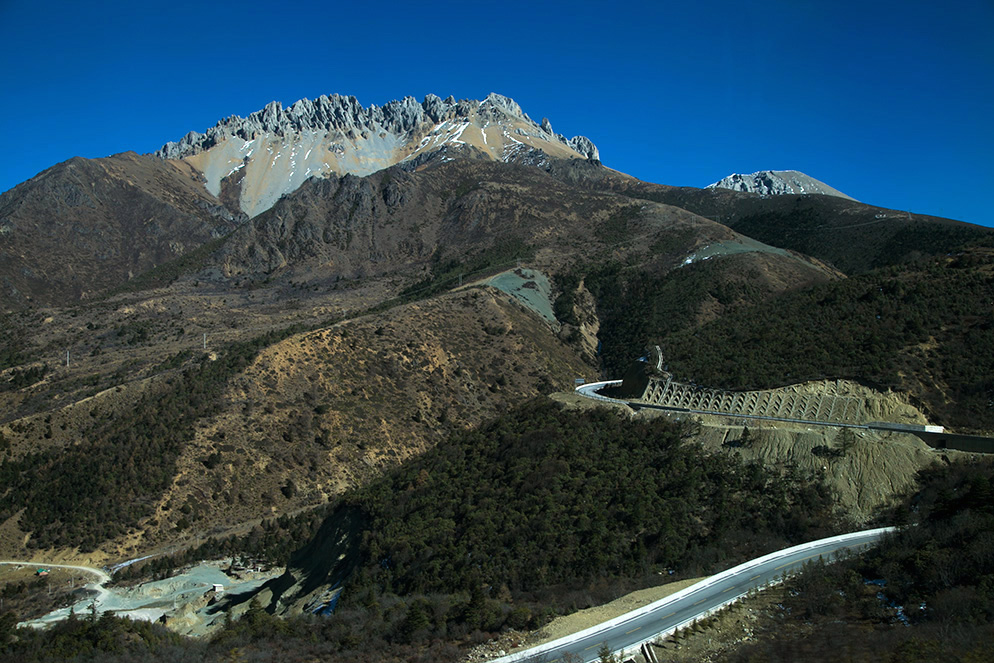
[574,380,624,404]
[0,560,112,611]
[0,561,109,584]
[493,527,894,663]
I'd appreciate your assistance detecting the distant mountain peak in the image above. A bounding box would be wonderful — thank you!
[154,93,599,217]
[707,170,856,201]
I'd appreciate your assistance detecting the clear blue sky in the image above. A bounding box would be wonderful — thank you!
[1,0,992,226]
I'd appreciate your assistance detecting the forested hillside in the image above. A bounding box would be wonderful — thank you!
[556,249,834,378]
[608,181,994,275]
[724,459,994,662]
[7,401,842,661]
[0,326,309,550]
[661,250,994,431]
[344,400,838,604]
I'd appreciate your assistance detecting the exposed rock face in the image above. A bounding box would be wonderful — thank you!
[154,93,599,217]
[707,170,857,201]
[214,157,619,279]
[567,135,599,161]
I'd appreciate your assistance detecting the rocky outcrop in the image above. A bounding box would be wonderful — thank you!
[707,170,856,201]
[567,135,600,161]
[156,93,597,163]
[153,93,600,218]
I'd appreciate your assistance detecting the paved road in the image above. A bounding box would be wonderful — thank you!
[575,380,870,431]
[575,380,624,404]
[497,528,893,663]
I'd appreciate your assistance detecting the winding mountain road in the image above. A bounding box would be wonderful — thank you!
[493,528,894,663]
[560,381,898,661]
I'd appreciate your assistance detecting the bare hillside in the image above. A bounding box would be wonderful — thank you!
[0,286,588,560]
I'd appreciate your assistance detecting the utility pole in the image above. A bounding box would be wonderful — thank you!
[203,333,207,350]
[66,349,70,369]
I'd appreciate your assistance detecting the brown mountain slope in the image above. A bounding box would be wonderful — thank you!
[0,152,244,308]
[212,157,835,288]
[0,285,588,560]
[130,286,589,554]
[545,161,994,275]
[0,156,839,562]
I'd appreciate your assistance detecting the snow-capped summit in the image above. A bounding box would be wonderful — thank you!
[707,170,856,201]
[154,93,599,217]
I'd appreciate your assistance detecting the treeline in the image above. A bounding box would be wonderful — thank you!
[398,239,533,300]
[661,252,994,430]
[0,324,313,551]
[0,316,31,371]
[0,609,184,663]
[729,207,994,275]
[0,601,463,663]
[112,507,334,584]
[726,459,994,662]
[619,184,994,275]
[0,363,48,392]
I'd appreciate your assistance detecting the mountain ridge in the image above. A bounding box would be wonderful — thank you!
[0,151,243,308]
[2,90,994,663]
[153,93,599,218]
[708,169,856,201]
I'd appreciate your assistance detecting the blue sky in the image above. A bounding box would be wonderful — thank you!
[1,0,992,225]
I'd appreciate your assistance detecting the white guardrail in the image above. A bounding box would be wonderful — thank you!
[490,527,896,663]
[574,380,624,403]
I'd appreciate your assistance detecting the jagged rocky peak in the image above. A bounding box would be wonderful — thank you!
[155,92,594,161]
[707,170,856,201]
[157,94,425,158]
[151,92,599,218]
[479,92,526,119]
